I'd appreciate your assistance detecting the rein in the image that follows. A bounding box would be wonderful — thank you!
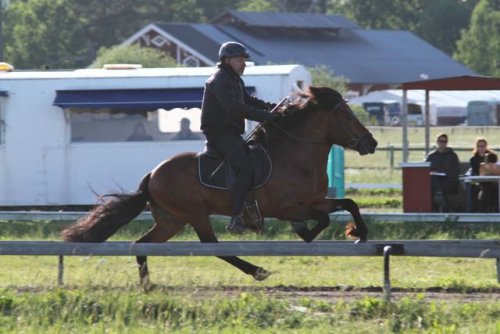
[268,100,359,146]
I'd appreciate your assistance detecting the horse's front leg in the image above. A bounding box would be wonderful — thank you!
[324,197,368,242]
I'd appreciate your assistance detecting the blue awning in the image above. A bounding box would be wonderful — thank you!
[53,88,205,110]
[54,87,256,110]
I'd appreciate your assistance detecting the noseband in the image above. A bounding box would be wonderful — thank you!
[332,101,370,149]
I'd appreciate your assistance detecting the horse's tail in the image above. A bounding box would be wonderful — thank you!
[61,173,151,242]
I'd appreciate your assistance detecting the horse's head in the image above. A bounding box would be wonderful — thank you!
[305,86,377,155]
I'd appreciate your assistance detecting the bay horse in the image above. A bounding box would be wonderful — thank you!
[61,86,378,284]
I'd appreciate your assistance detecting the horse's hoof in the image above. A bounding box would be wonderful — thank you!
[354,238,366,244]
[140,282,156,292]
[253,267,271,281]
[139,275,154,291]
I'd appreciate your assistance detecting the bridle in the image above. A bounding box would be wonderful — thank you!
[267,100,365,148]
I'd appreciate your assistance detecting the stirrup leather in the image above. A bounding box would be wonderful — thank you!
[243,200,264,233]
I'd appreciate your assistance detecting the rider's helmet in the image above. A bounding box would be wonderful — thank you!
[218,41,250,60]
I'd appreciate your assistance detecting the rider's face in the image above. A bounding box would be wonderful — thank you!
[226,56,246,76]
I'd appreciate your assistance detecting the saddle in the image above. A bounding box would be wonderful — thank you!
[197,143,272,191]
[197,142,272,233]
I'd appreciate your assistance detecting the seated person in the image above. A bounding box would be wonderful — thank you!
[127,122,154,141]
[478,152,499,212]
[467,138,493,211]
[469,138,493,175]
[425,133,460,212]
[170,118,202,141]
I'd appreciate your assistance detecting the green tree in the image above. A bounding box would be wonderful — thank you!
[332,0,477,56]
[72,0,206,53]
[416,0,477,56]
[454,0,500,76]
[4,0,89,69]
[308,65,348,93]
[91,44,178,68]
[238,0,327,12]
[334,0,420,30]
[3,0,244,68]
[308,64,370,124]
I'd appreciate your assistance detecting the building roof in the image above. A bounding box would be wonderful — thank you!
[211,10,359,30]
[350,89,500,107]
[400,75,500,90]
[132,11,477,85]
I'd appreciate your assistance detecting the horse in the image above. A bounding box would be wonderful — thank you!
[61,86,378,284]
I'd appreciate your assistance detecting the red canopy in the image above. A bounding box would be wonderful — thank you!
[399,75,500,161]
[400,75,500,91]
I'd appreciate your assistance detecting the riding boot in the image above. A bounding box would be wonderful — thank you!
[226,214,246,234]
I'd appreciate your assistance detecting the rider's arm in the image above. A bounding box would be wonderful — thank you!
[211,75,271,122]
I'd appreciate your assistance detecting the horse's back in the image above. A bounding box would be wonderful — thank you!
[151,152,198,183]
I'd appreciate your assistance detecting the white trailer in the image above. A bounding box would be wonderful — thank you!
[0,65,310,206]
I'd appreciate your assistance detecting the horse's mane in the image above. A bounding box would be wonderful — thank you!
[253,86,343,143]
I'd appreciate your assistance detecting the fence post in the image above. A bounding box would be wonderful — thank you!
[497,258,499,284]
[383,245,392,302]
[389,145,394,170]
[58,255,64,286]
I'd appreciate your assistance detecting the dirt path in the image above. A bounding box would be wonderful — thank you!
[148,285,500,303]
[11,285,500,303]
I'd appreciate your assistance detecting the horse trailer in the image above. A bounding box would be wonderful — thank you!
[0,65,311,206]
[467,100,499,126]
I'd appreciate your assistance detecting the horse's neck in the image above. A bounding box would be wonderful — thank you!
[270,136,331,171]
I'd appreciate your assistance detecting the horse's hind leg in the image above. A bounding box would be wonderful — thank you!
[290,208,331,243]
[190,213,271,281]
[135,206,186,286]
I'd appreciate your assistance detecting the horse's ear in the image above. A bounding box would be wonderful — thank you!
[307,86,330,106]
[308,86,320,96]
[304,86,319,105]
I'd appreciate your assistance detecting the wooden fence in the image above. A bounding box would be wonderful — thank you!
[0,240,498,302]
[1,211,500,223]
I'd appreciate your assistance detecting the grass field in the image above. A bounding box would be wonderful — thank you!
[0,219,499,333]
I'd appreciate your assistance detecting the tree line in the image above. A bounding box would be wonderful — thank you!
[2,0,498,76]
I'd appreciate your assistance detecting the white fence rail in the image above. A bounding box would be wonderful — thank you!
[1,211,500,223]
[0,240,498,301]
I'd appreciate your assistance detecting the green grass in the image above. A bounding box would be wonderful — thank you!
[0,219,499,333]
[1,254,498,290]
[0,219,499,290]
[0,288,498,333]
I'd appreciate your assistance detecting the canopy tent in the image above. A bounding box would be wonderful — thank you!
[398,75,500,161]
[349,88,500,126]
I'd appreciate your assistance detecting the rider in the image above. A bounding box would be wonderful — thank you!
[200,41,278,233]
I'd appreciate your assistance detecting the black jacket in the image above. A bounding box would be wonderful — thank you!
[426,148,460,177]
[469,150,493,175]
[201,63,270,136]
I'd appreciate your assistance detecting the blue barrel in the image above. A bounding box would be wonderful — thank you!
[327,145,345,198]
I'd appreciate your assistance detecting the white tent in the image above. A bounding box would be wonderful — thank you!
[350,89,500,126]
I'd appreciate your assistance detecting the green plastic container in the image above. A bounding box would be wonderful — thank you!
[327,145,345,198]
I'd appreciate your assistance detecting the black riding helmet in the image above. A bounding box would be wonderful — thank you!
[218,41,250,60]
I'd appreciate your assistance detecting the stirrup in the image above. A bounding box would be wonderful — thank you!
[226,215,246,234]
[244,201,264,233]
